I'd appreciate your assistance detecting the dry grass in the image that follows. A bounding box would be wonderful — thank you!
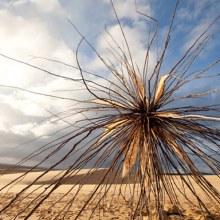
[0,0,220,219]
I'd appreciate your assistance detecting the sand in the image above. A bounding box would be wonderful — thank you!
[0,169,219,219]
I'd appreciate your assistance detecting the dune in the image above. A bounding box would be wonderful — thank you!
[0,169,219,219]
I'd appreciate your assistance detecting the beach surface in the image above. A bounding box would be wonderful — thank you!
[0,168,219,219]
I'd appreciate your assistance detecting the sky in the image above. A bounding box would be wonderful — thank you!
[0,0,219,168]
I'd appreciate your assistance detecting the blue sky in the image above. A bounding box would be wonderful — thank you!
[0,0,219,167]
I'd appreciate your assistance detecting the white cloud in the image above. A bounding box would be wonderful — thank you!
[0,5,76,91]
[0,0,83,164]
[1,93,46,116]
[174,0,220,54]
[87,9,157,79]
[0,123,7,132]
[11,122,34,136]
[176,0,218,21]
[31,0,61,12]
[108,0,151,21]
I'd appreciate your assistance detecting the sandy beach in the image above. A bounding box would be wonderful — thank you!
[0,169,219,219]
